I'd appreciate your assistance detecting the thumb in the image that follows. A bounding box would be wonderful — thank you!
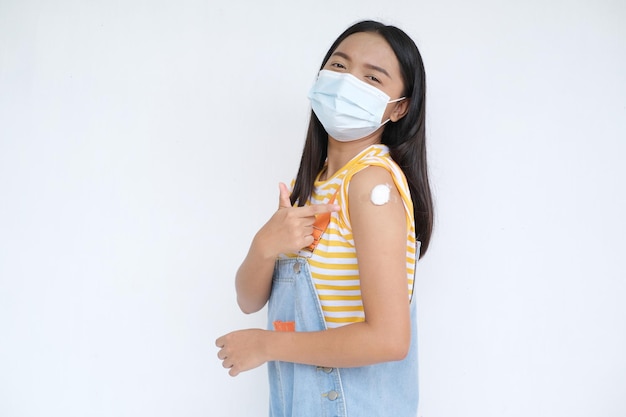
[278,182,293,208]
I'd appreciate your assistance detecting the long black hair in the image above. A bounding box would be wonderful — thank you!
[290,20,434,258]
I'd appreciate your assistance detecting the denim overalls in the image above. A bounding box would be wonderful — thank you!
[267,256,419,417]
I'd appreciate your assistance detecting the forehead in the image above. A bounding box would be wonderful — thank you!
[332,32,401,74]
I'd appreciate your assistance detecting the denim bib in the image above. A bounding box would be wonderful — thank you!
[267,258,419,417]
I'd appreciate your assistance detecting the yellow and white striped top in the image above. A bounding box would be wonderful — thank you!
[292,144,418,329]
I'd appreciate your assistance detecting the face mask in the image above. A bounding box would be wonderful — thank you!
[307,69,405,142]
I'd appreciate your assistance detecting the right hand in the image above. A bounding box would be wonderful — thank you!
[253,182,340,257]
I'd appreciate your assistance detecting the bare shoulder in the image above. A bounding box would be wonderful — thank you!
[350,165,393,186]
[348,166,402,209]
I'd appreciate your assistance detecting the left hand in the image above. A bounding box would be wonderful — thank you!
[215,329,269,377]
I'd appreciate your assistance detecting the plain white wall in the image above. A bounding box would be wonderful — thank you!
[1,0,624,416]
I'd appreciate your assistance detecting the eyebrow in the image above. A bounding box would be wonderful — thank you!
[331,51,392,79]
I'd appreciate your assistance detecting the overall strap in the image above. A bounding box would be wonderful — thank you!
[303,189,338,253]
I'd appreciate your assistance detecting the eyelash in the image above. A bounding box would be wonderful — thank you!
[330,63,381,84]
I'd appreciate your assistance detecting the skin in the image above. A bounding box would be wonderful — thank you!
[216,32,412,377]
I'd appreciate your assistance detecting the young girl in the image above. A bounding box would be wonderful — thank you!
[216,20,433,417]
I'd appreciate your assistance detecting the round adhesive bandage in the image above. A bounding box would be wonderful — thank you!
[370,183,391,206]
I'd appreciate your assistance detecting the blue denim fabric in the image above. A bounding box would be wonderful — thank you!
[267,258,419,417]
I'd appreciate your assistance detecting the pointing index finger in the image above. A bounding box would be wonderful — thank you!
[299,203,341,216]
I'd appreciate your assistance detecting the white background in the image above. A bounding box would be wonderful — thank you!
[1,1,625,416]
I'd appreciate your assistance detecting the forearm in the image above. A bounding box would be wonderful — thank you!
[265,320,411,368]
[235,236,276,314]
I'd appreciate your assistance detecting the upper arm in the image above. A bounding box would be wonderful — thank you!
[348,166,411,346]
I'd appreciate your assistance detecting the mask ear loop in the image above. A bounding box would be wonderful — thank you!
[382,97,407,124]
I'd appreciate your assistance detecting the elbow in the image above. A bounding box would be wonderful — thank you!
[236,296,265,315]
[386,338,411,361]
[238,305,255,315]
[364,319,412,362]
[379,326,411,361]
[239,306,259,315]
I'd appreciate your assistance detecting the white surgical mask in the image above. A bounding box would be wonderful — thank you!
[307,69,405,142]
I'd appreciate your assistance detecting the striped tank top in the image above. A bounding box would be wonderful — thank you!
[290,144,418,329]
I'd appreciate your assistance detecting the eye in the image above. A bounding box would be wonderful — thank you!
[366,75,381,84]
[330,62,347,69]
